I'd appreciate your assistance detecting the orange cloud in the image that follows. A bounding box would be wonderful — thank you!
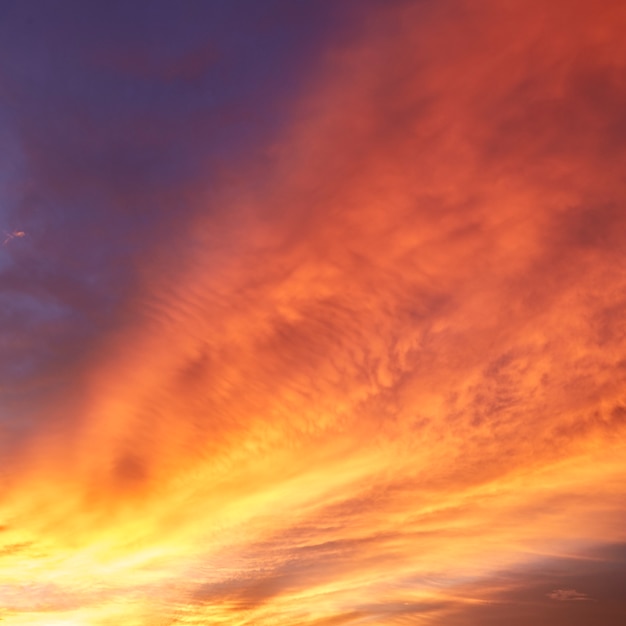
[2,0,626,624]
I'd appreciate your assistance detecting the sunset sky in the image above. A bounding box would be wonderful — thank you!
[1,1,626,624]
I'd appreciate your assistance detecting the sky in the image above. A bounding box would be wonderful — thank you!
[1,0,626,624]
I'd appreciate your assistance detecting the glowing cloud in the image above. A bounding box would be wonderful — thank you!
[0,0,626,624]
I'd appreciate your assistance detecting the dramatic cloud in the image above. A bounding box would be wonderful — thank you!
[1,0,626,624]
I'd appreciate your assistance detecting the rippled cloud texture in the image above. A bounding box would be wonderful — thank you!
[1,0,626,624]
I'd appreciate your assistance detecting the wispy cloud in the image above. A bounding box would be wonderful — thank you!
[0,0,626,624]
[547,589,591,602]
